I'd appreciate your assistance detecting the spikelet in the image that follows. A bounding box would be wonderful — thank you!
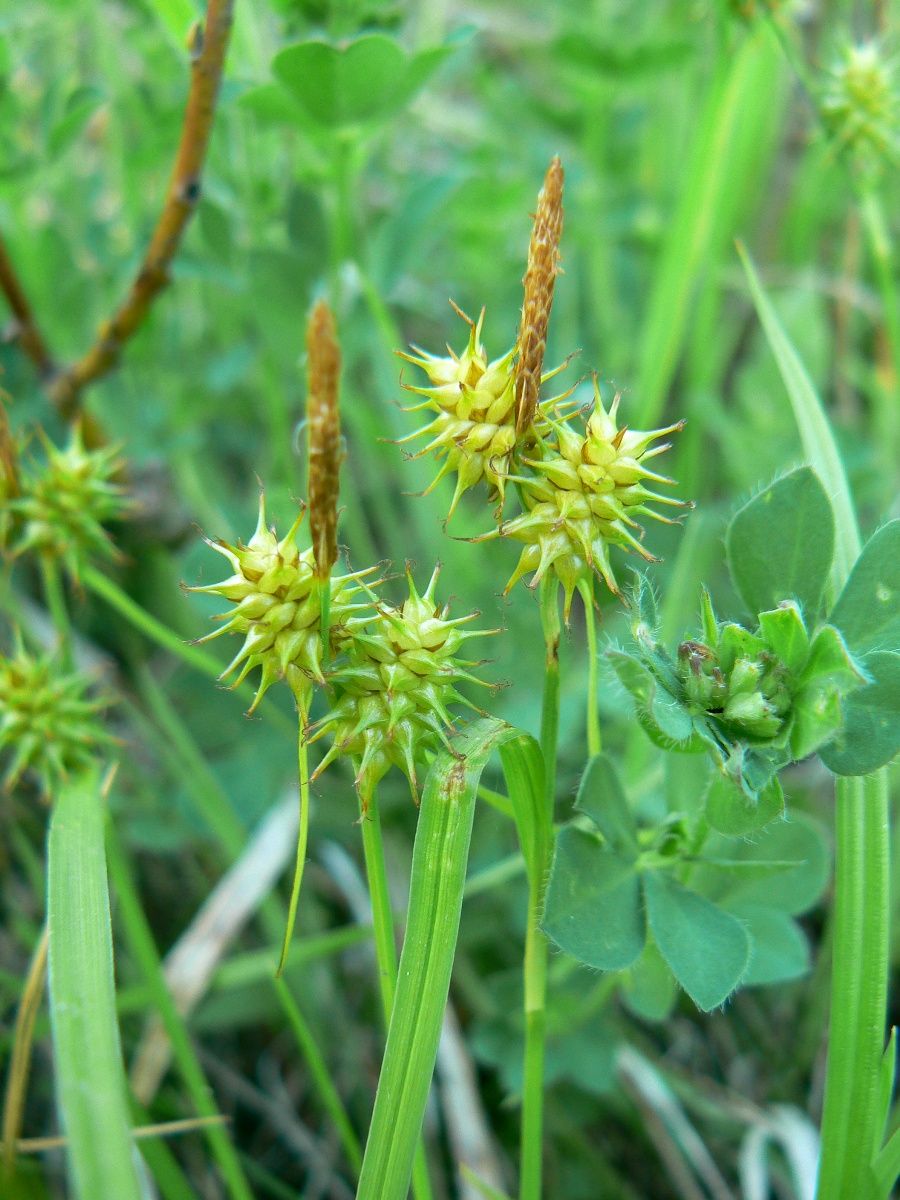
[10,424,128,578]
[190,494,377,715]
[515,156,564,438]
[0,637,113,794]
[822,41,898,175]
[476,378,689,620]
[308,564,497,807]
[306,301,342,579]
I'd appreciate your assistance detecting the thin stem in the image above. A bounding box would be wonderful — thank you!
[519,577,561,1200]
[40,555,72,671]
[358,786,398,1018]
[277,720,311,976]
[357,786,433,1200]
[272,976,363,1176]
[578,579,602,757]
[2,925,48,1178]
[858,189,900,463]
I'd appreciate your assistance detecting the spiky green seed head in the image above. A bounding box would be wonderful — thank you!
[822,41,898,175]
[477,378,689,619]
[309,564,496,804]
[190,494,376,715]
[0,640,112,795]
[10,425,128,578]
[396,305,570,520]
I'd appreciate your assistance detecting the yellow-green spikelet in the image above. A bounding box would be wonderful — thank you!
[478,378,689,618]
[190,495,376,714]
[0,640,113,794]
[309,565,496,804]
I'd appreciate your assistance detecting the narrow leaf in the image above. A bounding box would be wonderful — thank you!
[47,770,143,1200]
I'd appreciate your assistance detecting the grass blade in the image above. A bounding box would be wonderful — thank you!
[47,769,144,1200]
[356,718,528,1200]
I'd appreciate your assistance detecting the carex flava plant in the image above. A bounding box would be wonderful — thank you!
[192,300,496,972]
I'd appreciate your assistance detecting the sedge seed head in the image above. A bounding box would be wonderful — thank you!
[515,156,564,438]
[190,493,377,715]
[9,424,129,578]
[306,300,342,580]
[0,639,113,795]
[477,378,689,619]
[309,564,496,804]
[822,41,899,175]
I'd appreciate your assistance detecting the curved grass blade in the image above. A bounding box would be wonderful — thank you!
[356,718,537,1200]
[47,769,143,1200]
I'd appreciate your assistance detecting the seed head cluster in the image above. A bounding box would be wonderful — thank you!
[10,425,128,578]
[396,157,688,617]
[822,41,898,175]
[0,641,112,794]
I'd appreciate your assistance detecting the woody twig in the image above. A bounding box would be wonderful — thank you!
[0,0,234,430]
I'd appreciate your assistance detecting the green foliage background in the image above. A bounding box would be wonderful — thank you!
[1,0,898,1196]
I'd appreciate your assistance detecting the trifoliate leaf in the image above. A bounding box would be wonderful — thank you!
[574,755,638,859]
[705,774,784,837]
[542,829,645,970]
[643,871,750,1011]
[728,906,811,987]
[820,650,900,776]
[702,812,830,915]
[620,940,678,1023]
[726,467,834,621]
[829,520,900,658]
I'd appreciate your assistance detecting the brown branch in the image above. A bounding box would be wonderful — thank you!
[0,235,57,380]
[46,0,235,419]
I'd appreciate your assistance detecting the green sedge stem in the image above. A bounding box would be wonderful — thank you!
[859,189,900,463]
[519,578,561,1200]
[277,720,311,977]
[358,786,399,1017]
[272,976,363,1176]
[578,579,602,757]
[40,554,72,671]
[358,785,433,1200]
[134,669,362,1179]
[356,721,515,1200]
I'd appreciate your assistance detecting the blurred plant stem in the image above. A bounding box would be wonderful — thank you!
[578,579,602,757]
[358,785,434,1200]
[858,189,900,463]
[39,555,72,671]
[519,577,560,1200]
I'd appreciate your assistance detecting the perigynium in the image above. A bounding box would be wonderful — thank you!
[308,564,497,807]
[189,493,377,715]
[9,424,129,579]
[0,638,112,794]
[478,378,689,618]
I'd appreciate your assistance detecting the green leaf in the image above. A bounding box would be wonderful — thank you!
[47,770,144,1200]
[542,829,645,970]
[643,871,750,1011]
[726,467,835,621]
[574,754,638,858]
[498,734,547,888]
[608,649,704,753]
[727,905,810,986]
[737,243,860,586]
[703,812,830,915]
[820,651,900,776]
[356,718,525,1200]
[705,773,784,836]
[621,940,677,1022]
[829,521,900,658]
[758,602,810,676]
[272,36,452,129]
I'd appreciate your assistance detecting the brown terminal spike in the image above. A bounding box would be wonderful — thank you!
[514,156,564,439]
[306,300,341,579]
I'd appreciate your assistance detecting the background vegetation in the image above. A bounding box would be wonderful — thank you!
[0,0,897,1197]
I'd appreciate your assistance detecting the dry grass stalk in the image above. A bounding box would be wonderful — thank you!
[306,300,342,578]
[514,156,564,437]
